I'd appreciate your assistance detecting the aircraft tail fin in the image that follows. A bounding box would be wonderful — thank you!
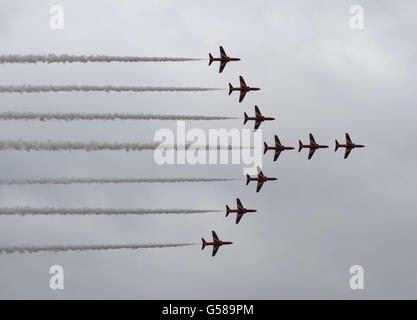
[209,53,214,66]
[243,112,249,124]
[298,140,303,152]
[335,140,340,152]
[226,205,230,216]
[228,83,233,95]
[246,174,251,186]
[202,238,207,250]
[264,142,269,154]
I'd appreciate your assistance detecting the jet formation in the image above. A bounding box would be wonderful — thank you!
[203,46,365,256]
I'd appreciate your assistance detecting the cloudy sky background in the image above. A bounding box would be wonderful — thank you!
[0,0,416,299]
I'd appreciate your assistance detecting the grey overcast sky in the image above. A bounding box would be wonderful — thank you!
[0,0,416,299]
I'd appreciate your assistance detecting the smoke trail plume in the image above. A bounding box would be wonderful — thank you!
[0,141,249,152]
[0,207,221,216]
[0,178,238,185]
[0,54,203,64]
[0,243,196,254]
[0,85,221,94]
[0,111,237,121]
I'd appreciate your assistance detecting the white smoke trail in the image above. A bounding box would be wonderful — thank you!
[0,111,237,121]
[0,54,203,64]
[0,141,248,152]
[0,207,221,216]
[0,177,238,185]
[0,85,222,94]
[0,243,196,254]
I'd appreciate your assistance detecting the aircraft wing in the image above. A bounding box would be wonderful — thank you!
[273,150,282,161]
[254,120,262,130]
[256,180,265,192]
[274,135,281,147]
[219,46,227,58]
[309,133,316,145]
[344,148,352,159]
[257,167,264,177]
[236,198,244,210]
[345,133,352,144]
[239,91,247,103]
[308,148,316,160]
[219,61,227,73]
[255,105,262,117]
[236,213,244,224]
[212,231,220,242]
[239,76,247,87]
[212,245,220,257]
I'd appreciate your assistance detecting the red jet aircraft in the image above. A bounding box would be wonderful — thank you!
[298,134,329,160]
[244,105,275,130]
[202,231,233,257]
[229,76,260,103]
[226,198,257,224]
[264,135,295,161]
[246,166,277,192]
[209,46,240,73]
[335,133,365,159]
